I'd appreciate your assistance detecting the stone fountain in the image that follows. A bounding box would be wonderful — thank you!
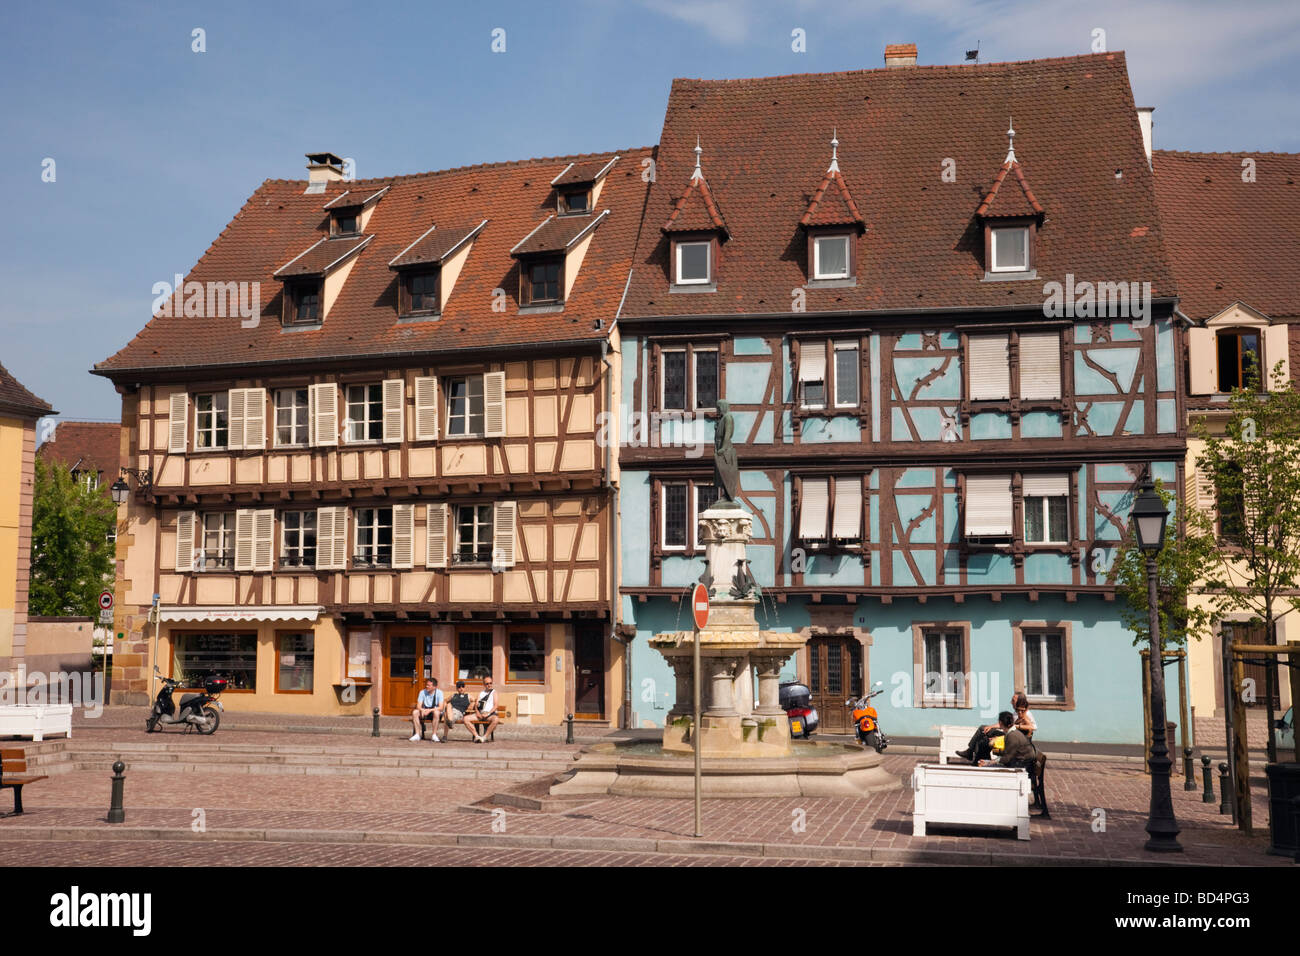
[550,403,897,799]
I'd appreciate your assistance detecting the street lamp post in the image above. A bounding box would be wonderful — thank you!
[1131,476,1182,853]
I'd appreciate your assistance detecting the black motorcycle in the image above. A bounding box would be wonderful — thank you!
[146,669,226,734]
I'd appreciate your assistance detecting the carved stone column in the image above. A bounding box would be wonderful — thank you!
[664,655,694,721]
[752,652,787,716]
[698,506,755,600]
[706,657,740,717]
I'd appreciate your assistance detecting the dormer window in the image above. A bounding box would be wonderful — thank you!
[283,280,321,326]
[398,268,440,317]
[332,211,359,235]
[989,226,1030,272]
[674,240,712,285]
[976,123,1044,278]
[520,256,562,305]
[559,189,590,215]
[812,234,851,280]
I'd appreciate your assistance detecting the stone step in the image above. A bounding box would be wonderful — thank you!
[62,741,577,761]
[64,759,542,780]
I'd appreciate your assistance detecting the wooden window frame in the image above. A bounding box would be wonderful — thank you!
[959,327,1069,425]
[650,338,726,415]
[506,625,547,686]
[791,337,868,425]
[806,228,857,281]
[444,374,486,438]
[279,510,316,570]
[911,622,973,709]
[353,506,394,570]
[344,383,383,444]
[454,626,495,684]
[519,254,564,306]
[273,387,310,448]
[653,477,715,557]
[197,511,234,571]
[985,220,1034,274]
[1012,621,1075,711]
[451,502,494,567]
[330,211,360,236]
[558,188,591,215]
[282,280,322,327]
[398,267,441,318]
[1214,327,1264,393]
[193,392,229,451]
[274,630,316,695]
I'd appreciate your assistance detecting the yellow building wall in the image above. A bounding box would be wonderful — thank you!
[0,415,28,657]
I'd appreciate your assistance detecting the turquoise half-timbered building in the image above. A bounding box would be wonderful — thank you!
[615,51,1186,743]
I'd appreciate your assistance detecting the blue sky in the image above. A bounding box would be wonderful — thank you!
[6,0,1299,425]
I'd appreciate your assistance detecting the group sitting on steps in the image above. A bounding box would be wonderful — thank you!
[408,677,499,744]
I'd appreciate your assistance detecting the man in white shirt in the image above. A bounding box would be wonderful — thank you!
[409,678,444,742]
[463,677,498,743]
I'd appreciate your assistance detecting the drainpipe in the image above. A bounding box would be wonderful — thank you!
[602,339,633,729]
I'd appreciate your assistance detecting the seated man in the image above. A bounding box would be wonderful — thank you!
[463,677,499,743]
[409,678,444,742]
[978,711,1035,768]
[442,681,471,740]
[955,692,1028,762]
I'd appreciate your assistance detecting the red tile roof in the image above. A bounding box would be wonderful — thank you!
[662,171,729,237]
[0,362,53,418]
[511,211,609,257]
[37,421,120,476]
[1152,149,1300,321]
[388,221,487,269]
[322,186,388,210]
[801,168,865,229]
[274,235,373,278]
[96,147,654,376]
[976,160,1044,219]
[626,53,1174,318]
[552,158,618,187]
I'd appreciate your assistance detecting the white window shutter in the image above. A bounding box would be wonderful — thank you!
[316,506,346,570]
[227,389,247,451]
[253,509,275,571]
[392,503,414,569]
[799,478,830,539]
[799,342,827,382]
[310,383,338,446]
[1018,333,1062,400]
[425,502,448,569]
[1188,328,1216,395]
[1021,474,1069,498]
[1264,324,1291,391]
[832,477,862,540]
[965,475,1013,535]
[243,388,266,450]
[493,500,517,568]
[168,392,189,454]
[968,335,1011,400]
[234,509,255,571]
[382,378,405,443]
[414,376,439,441]
[484,371,507,437]
[175,511,196,571]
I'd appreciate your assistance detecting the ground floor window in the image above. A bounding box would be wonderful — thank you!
[1023,629,1065,701]
[457,629,493,681]
[277,632,314,692]
[912,623,971,708]
[508,628,545,683]
[174,632,257,690]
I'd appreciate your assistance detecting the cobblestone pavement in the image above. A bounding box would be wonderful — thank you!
[0,746,1287,866]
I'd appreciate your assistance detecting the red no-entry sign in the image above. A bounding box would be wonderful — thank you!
[692,583,709,630]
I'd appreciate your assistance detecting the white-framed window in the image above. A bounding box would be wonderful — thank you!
[345,384,383,443]
[693,483,719,549]
[661,346,719,411]
[454,504,493,564]
[194,393,229,449]
[446,376,485,436]
[280,510,316,568]
[923,629,965,704]
[813,234,850,279]
[798,477,863,544]
[199,513,233,570]
[1024,629,1066,700]
[675,241,711,284]
[990,226,1029,272]
[661,482,689,550]
[275,388,310,446]
[798,341,826,409]
[833,341,859,407]
[353,507,393,568]
[1023,474,1069,544]
[78,471,98,492]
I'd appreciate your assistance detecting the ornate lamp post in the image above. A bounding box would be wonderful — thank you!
[1131,477,1182,852]
[110,467,152,504]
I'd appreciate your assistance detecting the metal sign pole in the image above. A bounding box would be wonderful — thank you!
[693,617,702,838]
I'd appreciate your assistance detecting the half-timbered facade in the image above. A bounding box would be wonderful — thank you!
[618,51,1183,743]
[98,148,653,724]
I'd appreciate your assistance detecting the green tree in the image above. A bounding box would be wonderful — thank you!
[29,456,116,617]
[1114,480,1220,649]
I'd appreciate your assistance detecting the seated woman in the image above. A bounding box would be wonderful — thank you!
[955,691,1034,763]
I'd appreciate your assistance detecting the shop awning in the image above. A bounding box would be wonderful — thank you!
[158,606,324,623]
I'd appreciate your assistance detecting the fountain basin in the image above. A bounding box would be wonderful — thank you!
[550,738,900,799]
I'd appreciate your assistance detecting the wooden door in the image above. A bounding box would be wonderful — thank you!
[1223,622,1280,709]
[382,633,422,716]
[574,624,605,718]
[807,636,861,734]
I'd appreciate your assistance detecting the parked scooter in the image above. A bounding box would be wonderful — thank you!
[146,668,226,734]
[845,681,889,752]
[779,681,819,739]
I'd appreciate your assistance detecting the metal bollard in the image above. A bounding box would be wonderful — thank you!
[1183,748,1196,791]
[1201,755,1214,804]
[565,713,574,745]
[107,760,126,824]
[1218,763,1231,816]
[372,707,380,738]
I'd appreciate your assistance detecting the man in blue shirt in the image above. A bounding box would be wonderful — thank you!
[409,678,444,742]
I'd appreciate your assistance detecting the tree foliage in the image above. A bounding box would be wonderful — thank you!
[29,456,116,618]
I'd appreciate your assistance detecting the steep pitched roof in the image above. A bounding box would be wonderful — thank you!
[96,146,655,376]
[800,147,866,230]
[976,158,1044,219]
[37,421,120,476]
[274,235,373,278]
[662,147,729,237]
[1152,149,1300,321]
[625,53,1174,318]
[388,221,487,269]
[511,211,609,257]
[0,362,54,419]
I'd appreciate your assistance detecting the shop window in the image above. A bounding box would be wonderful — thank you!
[457,630,493,681]
[508,629,545,683]
[277,633,314,692]
[175,633,257,690]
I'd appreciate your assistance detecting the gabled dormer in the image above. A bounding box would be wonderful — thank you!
[388,219,488,319]
[662,138,729,289]
[510,211,609,309]
[323,185,388,236]
[273,234,372,328]
[551,156,618,216]
[800,131,866,284]
[976,120,1045,278]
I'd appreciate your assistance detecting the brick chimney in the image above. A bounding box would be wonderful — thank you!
[305,151,345,183]
[884,43,917,67]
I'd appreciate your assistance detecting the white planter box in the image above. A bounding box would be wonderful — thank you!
[912,762,1030,840]
[938,724,978,764]
[0,705,74,741]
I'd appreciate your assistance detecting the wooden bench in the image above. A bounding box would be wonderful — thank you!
[1,748,48,816]
[912,762,1031,840]
[0,704,73,742]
